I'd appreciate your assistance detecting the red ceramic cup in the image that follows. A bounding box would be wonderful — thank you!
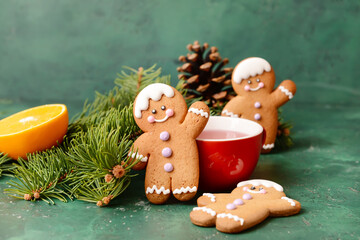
[196,116,264,192]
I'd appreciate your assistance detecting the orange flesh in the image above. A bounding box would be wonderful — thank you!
[0,105,64,136]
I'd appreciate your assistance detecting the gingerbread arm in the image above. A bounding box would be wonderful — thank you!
[266,197,301,217]
[221,96,245,118]
[271,80,297,108]
[197,193,230,207]
[181,101,210,139]
[128,133,152,170]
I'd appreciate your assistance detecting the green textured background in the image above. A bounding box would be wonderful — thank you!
[0,0,359,239]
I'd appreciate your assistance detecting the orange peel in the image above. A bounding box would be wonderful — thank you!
[0,104,68,160]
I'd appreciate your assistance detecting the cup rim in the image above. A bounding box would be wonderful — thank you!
[196,116,263,142]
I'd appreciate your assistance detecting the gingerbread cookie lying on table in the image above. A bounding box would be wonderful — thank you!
[190,179,301,234]
[130,83,209,204]
[221,57,296,153]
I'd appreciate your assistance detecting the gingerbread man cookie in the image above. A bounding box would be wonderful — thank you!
[190,179,301,233]
[221,57,296,153]
[130,83,209,204]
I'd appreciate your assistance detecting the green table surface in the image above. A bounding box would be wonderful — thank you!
[0,0,360,239]
[1,100,359,239]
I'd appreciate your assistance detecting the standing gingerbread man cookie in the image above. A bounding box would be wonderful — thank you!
[130,83,209,204]
[190,179,301,233]
[221,57,296,153]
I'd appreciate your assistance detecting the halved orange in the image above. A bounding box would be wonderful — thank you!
[0,104,68,160]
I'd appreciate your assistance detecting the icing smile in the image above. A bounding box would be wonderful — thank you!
[244,82,265,92]
[148,109,174,123]
[154,115,169,123]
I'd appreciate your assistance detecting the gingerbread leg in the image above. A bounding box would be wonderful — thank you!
[216,208,269,233]
[144,167,171,204]
[261,120,277,153]
[171,166,198,201]
[190,201,229,227]
[190,206,217,227]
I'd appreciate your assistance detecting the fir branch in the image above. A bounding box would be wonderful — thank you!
[0,153,15,177]
[74,177,131,207]
[273,109,294,151]
[4,149,74,203]
[4,65,196,206]
[115,64,171,94]
[67,125,135,189]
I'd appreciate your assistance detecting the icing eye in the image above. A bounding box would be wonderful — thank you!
[161,105,166,110]
[247,80,252,84]
[250,186,256,190]
[259,187,263,191]
[256,79,260,82]
[152,109,156,114]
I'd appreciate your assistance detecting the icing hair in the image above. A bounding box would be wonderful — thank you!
[134,83,175,119]
[233,57,272,84]
[237,179,283,192]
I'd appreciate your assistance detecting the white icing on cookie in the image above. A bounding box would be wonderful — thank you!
[129,152,148,162]
[203,193,216,202]
[134,83,175,119]
[248,84,263,91]
[279,86,294,99]
[233,57,271,84]
[173,186,197,194]
[146,185,170,195]
[154,115,169,123]
[281,197,296,206]
[217,213,244,225]
[263,143,275,150]
[188,108,209,118]
[222,109,239,118]
[237,179,283,192]
[193,207,217,216]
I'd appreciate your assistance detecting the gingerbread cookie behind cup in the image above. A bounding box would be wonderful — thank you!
[221,57,296,153]
[129,83,209,204]
[190,179,301,233]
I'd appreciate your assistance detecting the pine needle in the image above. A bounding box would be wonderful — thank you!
[0,153,15,177]
[4,65,170,206]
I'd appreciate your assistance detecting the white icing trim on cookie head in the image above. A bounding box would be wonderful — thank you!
[233,57,272,84]
[193,207,217,216]
[237,179,283,192]
[134,83,175,119]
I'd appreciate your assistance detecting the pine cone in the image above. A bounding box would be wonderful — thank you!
[177,41,234,107]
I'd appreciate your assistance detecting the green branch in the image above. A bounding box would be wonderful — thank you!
[4,65,170,206]
[0,153,15,177]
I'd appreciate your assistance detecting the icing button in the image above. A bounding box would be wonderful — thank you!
[226,203,237,210]
[243,193,252,200]
[164,163,174,172]
[254,113,261,120]
[162,147,172,158]
[233,199,244,205]
[160,131,170,141]
[254,102,261,108]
